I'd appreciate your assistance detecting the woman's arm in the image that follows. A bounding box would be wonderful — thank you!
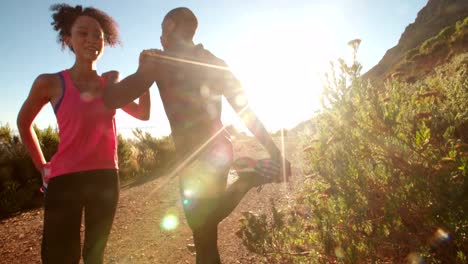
[102,70,151,120]
[121,90,151,120]
[17,74,55,171]
[103,49,173,109]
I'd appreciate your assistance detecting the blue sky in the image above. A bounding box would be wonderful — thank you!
[0,0,427,137]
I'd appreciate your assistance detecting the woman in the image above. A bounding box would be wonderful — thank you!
[16,4,149,263]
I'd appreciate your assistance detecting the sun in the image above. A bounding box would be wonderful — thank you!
[225,25,332,132]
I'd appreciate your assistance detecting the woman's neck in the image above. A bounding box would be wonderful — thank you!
[69,61,98,80]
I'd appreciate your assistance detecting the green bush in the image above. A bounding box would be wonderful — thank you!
[238,50,467,263]
[34,125,59,161]
[420,37,439,54]
[405,47,420,61]
[118,129,176,184]
[0,124,42,218]
[419,17,467,55]
[437,25,457,42]
[455,17,468,33]
[117,133,138,183]
[131,128,176,179]
[0,125,176,218]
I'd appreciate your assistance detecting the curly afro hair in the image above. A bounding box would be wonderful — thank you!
[50,3,120,50]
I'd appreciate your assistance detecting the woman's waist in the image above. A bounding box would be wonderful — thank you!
[48,156,118,178]
[51,136,117,173]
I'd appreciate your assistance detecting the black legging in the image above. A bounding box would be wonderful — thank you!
[41,169,119,264]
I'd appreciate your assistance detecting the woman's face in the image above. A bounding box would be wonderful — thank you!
[66,15,105,62]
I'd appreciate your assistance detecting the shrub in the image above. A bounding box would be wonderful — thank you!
[437,25,456,42]
[0,124,42,218]
[130,129,176,180]
[117,133,138,183]
[237,48,467,263]
[0,125,177,218]
[405,47,420,61]
[34,125,59,161]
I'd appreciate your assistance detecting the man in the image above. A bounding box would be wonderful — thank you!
[103,7,291,264]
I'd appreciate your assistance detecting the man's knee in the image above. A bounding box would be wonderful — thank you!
[183,197,220,230]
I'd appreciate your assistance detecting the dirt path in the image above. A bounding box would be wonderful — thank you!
[0,137,305,264]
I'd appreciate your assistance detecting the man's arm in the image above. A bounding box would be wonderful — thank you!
[103,50,172,109]
[242,108,283,159]
[222,72,282,159]
[224,75,292,180]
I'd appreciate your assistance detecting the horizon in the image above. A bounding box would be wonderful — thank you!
[0,0,428,138]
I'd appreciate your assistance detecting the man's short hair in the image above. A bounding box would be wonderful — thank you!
[163,7,198,39]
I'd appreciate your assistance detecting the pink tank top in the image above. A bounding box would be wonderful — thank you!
[49,70,118,178]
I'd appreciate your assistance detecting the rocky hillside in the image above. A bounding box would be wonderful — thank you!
[287,0,468,135]
[364,0,468,81]
[391,17,467,82]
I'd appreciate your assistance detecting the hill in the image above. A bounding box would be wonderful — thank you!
[363,0,468,82]
[391,17,468,82]
[290,0,467,134]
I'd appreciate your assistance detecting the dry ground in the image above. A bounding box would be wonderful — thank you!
[0,136,306,264]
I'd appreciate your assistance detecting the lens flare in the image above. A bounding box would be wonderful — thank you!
[334,247,345,259]
[200,84,210,97]
[235,94,247,106]
[430,227,450,247]
[161,214,179,231]
[435,228,449,241]
[210,144,231,168]
[184,189,194,197]
[406,252,424,264]
[80,93,94,102]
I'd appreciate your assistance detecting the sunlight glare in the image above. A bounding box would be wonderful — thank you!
[183,189,194,197]
[227,18,337,131]
[161,214,179,231]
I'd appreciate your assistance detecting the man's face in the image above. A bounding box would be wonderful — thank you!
[160,19,176,51]
[161,19,195,52]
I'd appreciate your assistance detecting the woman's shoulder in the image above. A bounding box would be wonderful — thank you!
[30,72,64,99]
[33,72,62,88]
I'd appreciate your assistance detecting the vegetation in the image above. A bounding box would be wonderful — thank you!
[405,17,467,61]
[1,15,467,263]
[0,124,41,218]
[0,126,176,219]
[237,44,467,263]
